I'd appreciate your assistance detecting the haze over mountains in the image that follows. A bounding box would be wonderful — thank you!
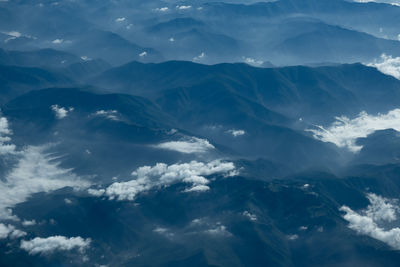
[1,0,400,266]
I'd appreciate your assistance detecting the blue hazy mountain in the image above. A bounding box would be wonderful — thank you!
[2,0,400,266]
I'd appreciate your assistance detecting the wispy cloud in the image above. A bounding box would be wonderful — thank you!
[154,7,169,12]
[93,110,119,121]
[176,5,192,10]
[306,109,400,152]
[368,54,400,79]
[226,129,246,137]
[154,137,215,154]
[193,52,206,62]
[0,145,90,220]
[353,0,400,6]
[89,160,237,200]
[340,193,400,249]
[20,236,91,255]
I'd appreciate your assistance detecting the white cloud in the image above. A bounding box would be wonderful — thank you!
[341,193,400,249]
[153,227,174,238]
[176,5,192,10]
[193,52,206,62]
[184,184,210,192]
[226,129,246,137]
[115,17,126,22]
[243,57,264,67]
[0,116,16,154]
[52,39,63,44]
[94,110,119,121]
[169,37,175,42]
[89,160,236,200]
[306,109,400,152]
[353,0,400,6]
[368,54,400,79]
[243,211,257,221]
[0,145,90,220]
[20,236,91,255]
[204,225,231,236]
[287,234,299,240]
[2,31,35,43]
[154,7,169,12]
[0,224,26,239]
[22,220,36,226]
[154,137,215,154]
[51,105,73,119]
[139,51,147,57]
[81,56,92,61]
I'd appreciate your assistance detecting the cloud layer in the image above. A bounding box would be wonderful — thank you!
[89,160,237,200]
[340,193,400,249]
[20,236,91,255]
[307,109,400,152]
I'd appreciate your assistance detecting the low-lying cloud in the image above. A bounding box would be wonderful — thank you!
[368,54,400,79]
[0,145,90,220]
[154,137,215,154]
[307,109,400,152]
[0,223,26,239]
[51,105,73,119]
[20,236,91,255]
[89,160,237,200]
[340,193,400,249]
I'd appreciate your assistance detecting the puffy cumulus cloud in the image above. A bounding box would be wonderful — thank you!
[89,160,237,200]
[93,110,119,121]
[51,105,73,119]
[0,145,90,220]
[340,193,400,249]
[154,137,215,154]
[306,109,400,152]
[0,224,26,239]
[368,54,400,79]
[20,236,91,255]
[226,129,246,137]
[366,193,398,222]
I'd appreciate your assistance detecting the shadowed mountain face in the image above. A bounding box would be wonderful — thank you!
[2,0,400,266]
